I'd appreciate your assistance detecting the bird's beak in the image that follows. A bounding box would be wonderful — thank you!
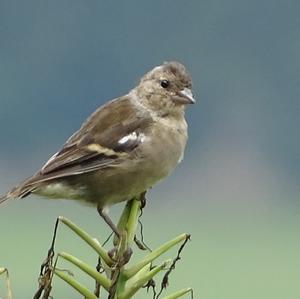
[178,88,196,104]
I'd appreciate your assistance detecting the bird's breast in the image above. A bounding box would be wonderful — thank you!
[136,117,188,182]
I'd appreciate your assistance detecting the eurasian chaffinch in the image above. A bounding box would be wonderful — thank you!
[0,61,195,234]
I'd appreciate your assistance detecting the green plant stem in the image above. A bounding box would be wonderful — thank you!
[119,260,170,299]
[54,269,98,299]
[50,203,192,299]
[58,216,113,266]
[58,252,111,291]
[162,288,193,299]
[125,198,141,246]
[123,233,188,278]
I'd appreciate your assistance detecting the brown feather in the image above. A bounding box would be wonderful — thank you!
[0,96,153,200]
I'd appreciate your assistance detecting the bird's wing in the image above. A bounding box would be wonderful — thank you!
[29,96,153,183]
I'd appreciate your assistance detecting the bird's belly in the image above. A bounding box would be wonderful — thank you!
[35,124,187,207]
[34,181,89,201]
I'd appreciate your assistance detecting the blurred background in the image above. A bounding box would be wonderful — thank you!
[0,0,300,298]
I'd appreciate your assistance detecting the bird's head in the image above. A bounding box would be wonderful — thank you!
[134,61,195,117]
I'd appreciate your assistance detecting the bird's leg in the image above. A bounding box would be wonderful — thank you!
[97,206,121,240]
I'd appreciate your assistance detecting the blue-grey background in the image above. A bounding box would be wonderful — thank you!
[0,0,300,298]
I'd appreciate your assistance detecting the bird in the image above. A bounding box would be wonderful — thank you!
[0,61,195,235]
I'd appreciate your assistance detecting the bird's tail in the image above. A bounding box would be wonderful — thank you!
[0,183,34,204]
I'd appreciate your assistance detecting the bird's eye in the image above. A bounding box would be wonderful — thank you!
[160,80,170,88]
